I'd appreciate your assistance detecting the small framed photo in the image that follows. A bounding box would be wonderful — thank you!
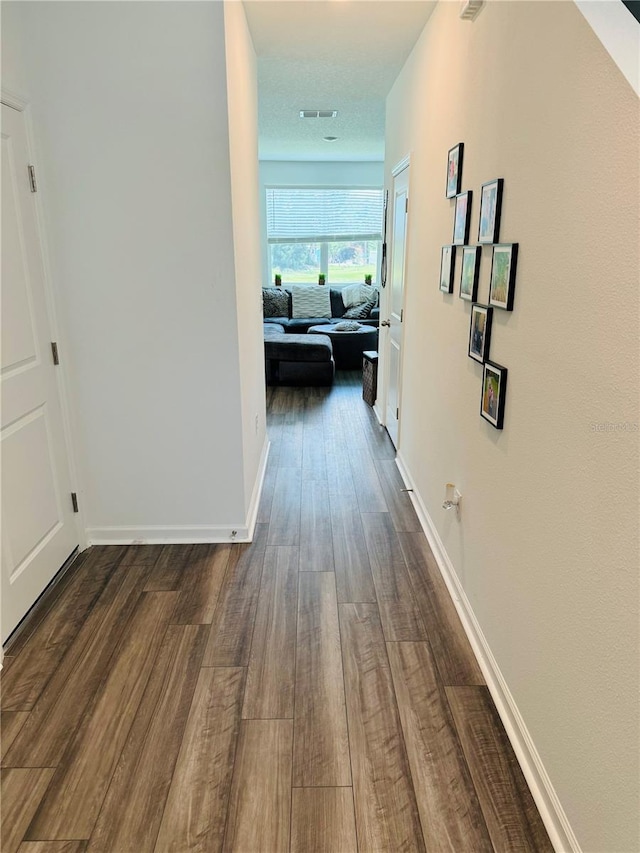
[453,190,472,245]
[481,361,507,429]
[439,245,456,293]
[478,178,504,243]
[489,243,518,310]
[459,246,481,301]
[446,143,464,199]
[468,303,492,363]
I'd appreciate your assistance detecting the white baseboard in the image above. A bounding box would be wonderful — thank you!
[87,438,271,547]
[395,451,582,853]
[245,436,270,541]
[87,525,250,545]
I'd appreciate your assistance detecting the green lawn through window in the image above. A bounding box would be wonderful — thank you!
[273,264,376,286]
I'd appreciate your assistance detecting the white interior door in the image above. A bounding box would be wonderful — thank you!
[1,101,78,643]
[383,164,409,448]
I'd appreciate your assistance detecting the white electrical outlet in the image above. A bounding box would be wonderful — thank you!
[443,483,462,517]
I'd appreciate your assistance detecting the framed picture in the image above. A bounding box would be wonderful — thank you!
[439,245,456,293]
[481,361,507,429]
[468,303,492,363]
[446,143,464,199]
[489,243,518,310]
[459,246,481,301]
[478,178,504,243]
[453,191,472,245]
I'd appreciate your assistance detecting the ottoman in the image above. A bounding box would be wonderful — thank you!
[264,332,335,386]
[308,324,379,370]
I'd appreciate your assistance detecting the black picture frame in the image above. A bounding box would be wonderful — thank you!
[478,178,504,244]
[446,143,464,199]
[468,303,492,363]
[489,243,518,311]
[481,361,507,429]
[459,246,481,301]
[439,245,456,293]
[453,190,472,245]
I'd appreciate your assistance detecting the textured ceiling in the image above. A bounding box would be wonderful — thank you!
[243,1,437,161]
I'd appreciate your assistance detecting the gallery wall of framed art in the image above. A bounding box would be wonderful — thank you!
[440,144,520,430]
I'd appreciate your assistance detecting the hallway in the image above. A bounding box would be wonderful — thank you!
[1,373,552,852]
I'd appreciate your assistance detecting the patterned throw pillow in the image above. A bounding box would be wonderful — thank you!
[333,320,362,331]
[263,288,289,318]
[343,298,377,320]
[290,285,332,319]
[341,283,379,308]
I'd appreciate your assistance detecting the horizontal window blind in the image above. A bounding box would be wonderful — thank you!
[266,187,384,244]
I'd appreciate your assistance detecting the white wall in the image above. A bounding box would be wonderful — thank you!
[224,0,268,520]
[2,1,262,542]
[386,2,639,851]
[574,0,640,95]
[258,160,384,286]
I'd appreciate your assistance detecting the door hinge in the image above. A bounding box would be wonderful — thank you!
[405,197,408,213]
[28,164,38,193]
[400,308,404,322]
[71,492,79,513]
[51,342,60,365]
[396,407,399,419]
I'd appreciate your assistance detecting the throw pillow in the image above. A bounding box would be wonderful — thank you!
[333,320,362,331]
[290,285,331,319]
[263,287,289,318]
[341,283,379,308]
[343,298,377,320]
[367,285,380,307]
[341,283,365,308]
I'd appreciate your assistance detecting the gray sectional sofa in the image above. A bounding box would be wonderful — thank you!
[262,286,379,333]
[262,286,379,386]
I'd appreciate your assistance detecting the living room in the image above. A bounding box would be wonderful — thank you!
[260,163,384,383]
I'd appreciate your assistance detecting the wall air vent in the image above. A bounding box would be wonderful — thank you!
[299,110,338,119]
[459,0,484,21]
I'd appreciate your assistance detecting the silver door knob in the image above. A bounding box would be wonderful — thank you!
[380,319,391,327]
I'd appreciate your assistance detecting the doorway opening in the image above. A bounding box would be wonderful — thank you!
[262,184,386,405]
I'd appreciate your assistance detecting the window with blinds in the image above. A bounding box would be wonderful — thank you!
[265,187,384,286]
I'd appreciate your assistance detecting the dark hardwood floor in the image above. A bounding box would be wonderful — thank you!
[0,371,553,852]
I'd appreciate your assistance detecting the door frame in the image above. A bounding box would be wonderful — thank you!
[377,154,411,446]
[1,88,85,555]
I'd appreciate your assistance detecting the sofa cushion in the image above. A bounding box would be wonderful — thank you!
[287,317,332,334]
[264,333,333,362]
[291,285,331,319]
[329,288,346,318]
[263,287,290,318]
[343,298,377,320]
[263,322,286,337]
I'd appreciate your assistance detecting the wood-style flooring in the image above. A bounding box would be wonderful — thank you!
[1,372,553,852]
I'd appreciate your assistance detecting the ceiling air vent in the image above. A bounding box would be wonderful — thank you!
[299,110,338,119]
[459,0,484,21]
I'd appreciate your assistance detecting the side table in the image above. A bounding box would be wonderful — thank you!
[362,350,378,406]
